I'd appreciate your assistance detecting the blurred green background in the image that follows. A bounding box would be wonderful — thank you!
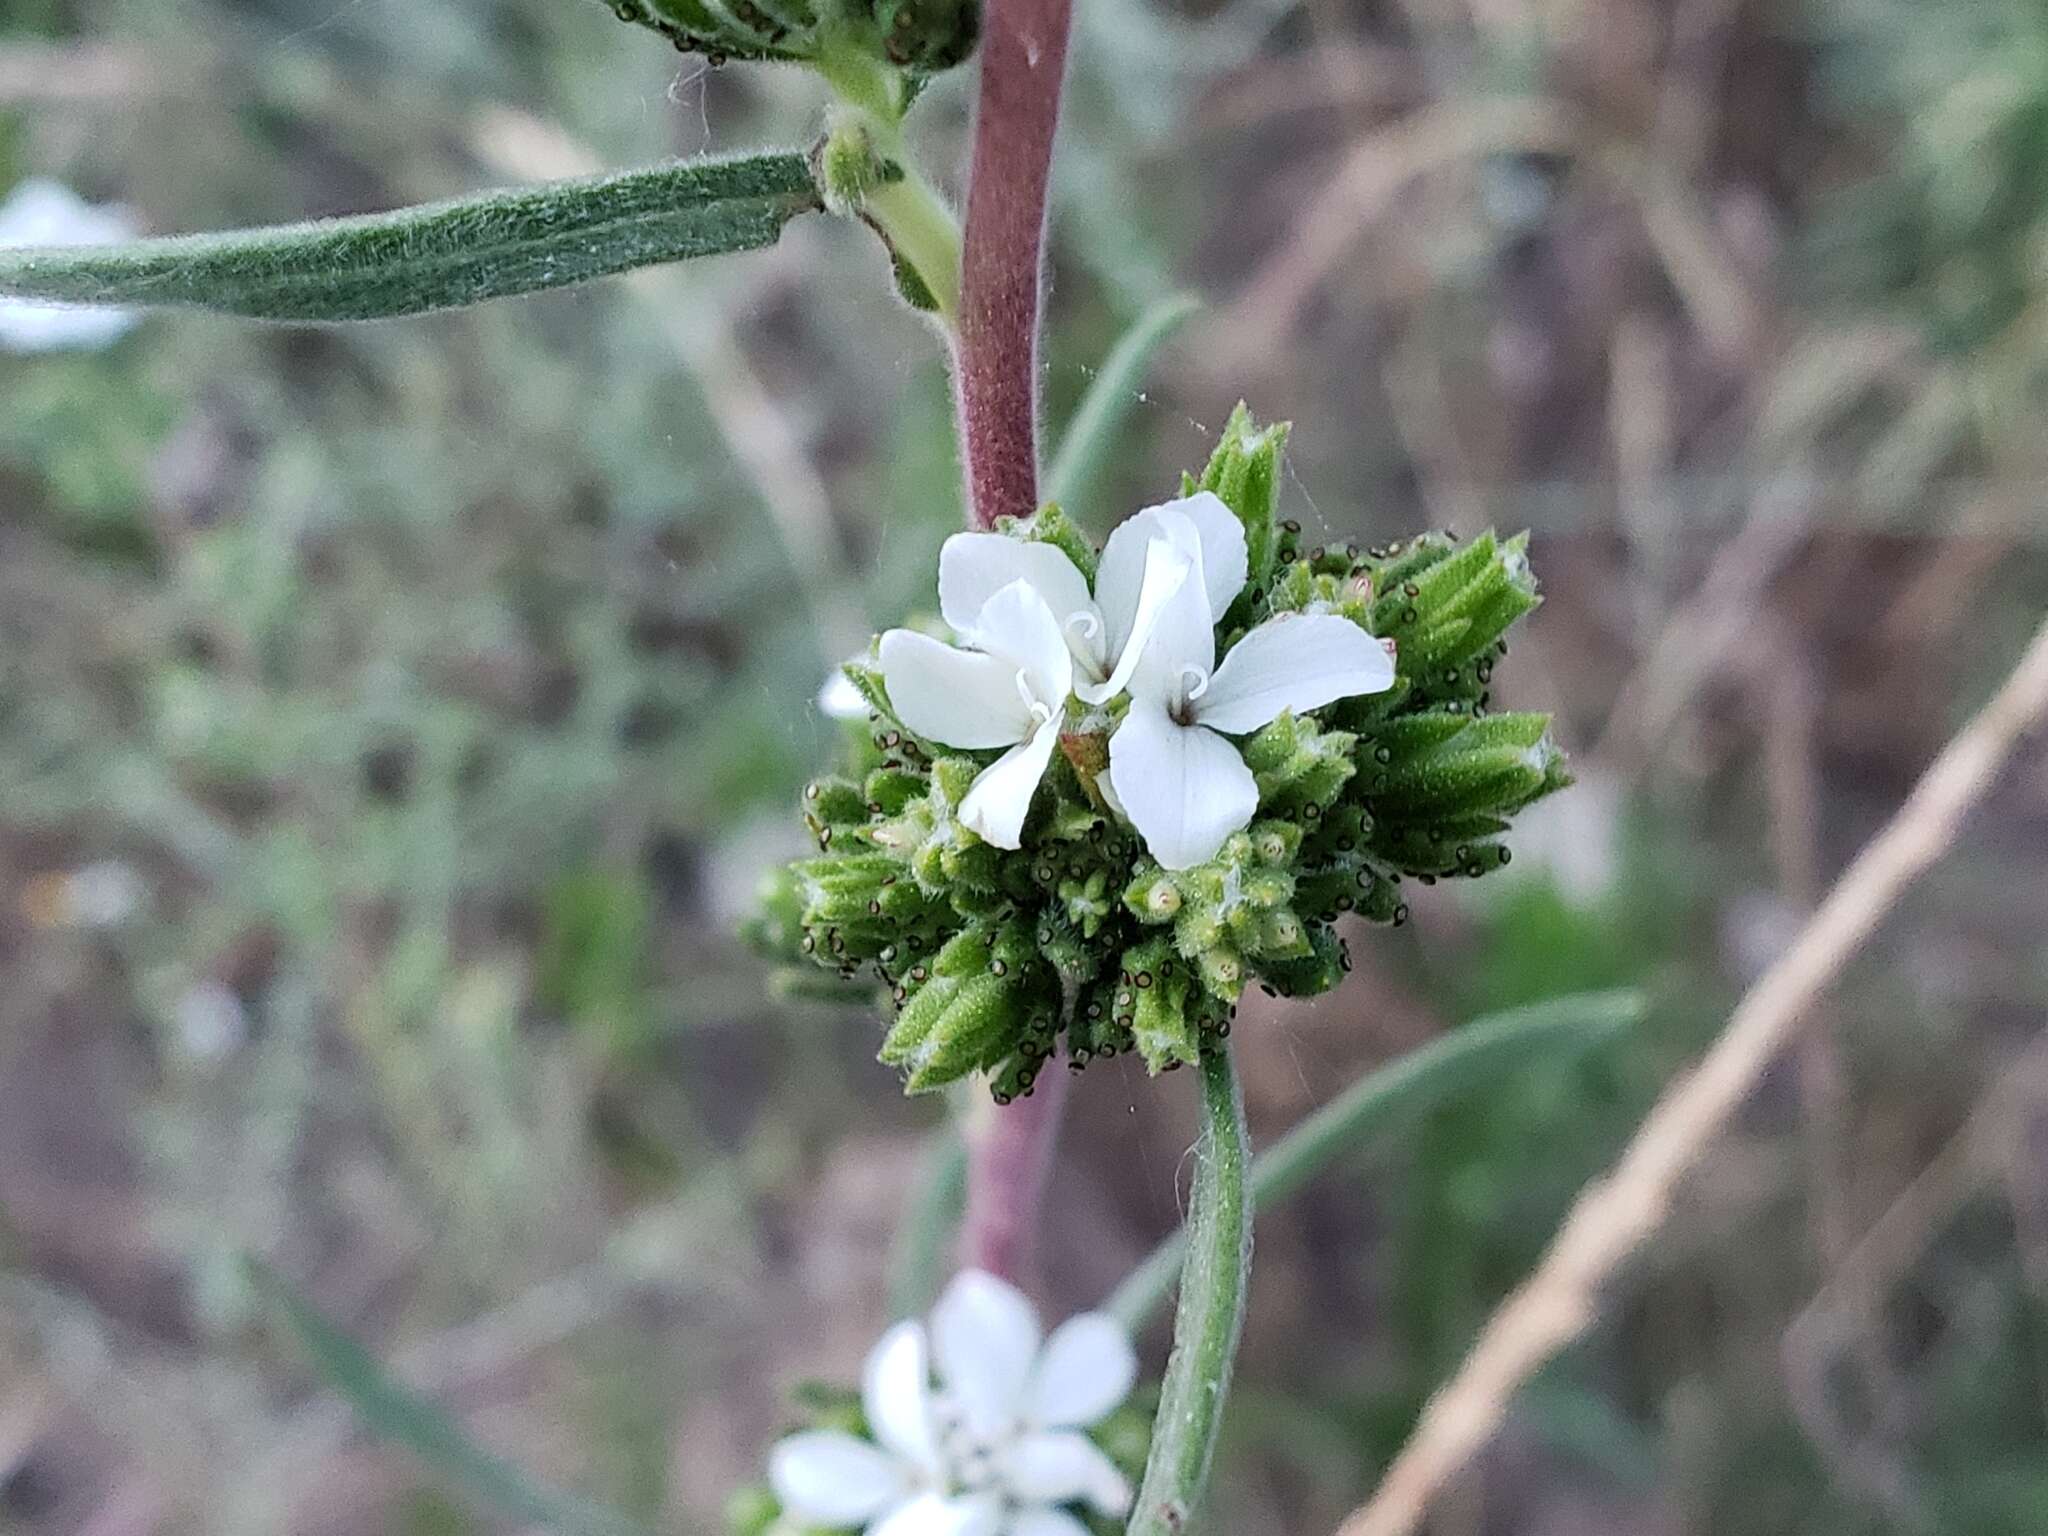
[4,0,2048,1532]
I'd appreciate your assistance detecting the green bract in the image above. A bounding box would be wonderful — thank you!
[603,0,980,74]
[746,408,1570,1097]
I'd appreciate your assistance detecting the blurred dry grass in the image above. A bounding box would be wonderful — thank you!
[2,0,2048,1533]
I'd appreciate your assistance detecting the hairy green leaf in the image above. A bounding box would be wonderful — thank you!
[0,153,819,322]
[1106,989,1646,1331]
[1127,1047,1251,1536]
[249,1260,653,1536]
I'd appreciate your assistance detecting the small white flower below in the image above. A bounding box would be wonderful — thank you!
[0,178,140,355]
[769,1270,1137,1536]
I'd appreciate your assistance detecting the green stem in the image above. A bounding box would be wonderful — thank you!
[1104,990,1646,1333]
[888,1126,969,1316]
[863,145,962,325]
[1127,1047,1252,1536]
[815,42,963,326]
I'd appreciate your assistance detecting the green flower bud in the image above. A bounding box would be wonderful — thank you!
[802,775,869,833]
[1250,820,1302,868]
[871,0,980,72]
[1126,868,1184,921]
[1056,868,1115,937]
[602,0,980,76]
[1196,946,1246,1001]
[1109,936,1230,1073]
[1241,711,1357,816]
[1255,925,1350,999]
[1196,403,1290,601]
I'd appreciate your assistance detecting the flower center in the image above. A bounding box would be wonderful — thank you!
[928,1392,1010,1501]
[1170,663,1211,724]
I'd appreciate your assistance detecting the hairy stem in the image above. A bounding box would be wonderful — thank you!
[1128,1047,1253,1536]
[1104,990,1645,1333]
[949,0,1079,1287]
[816,44,963,324]
[863,146,963,324]
[955,0,1075,528]
[958,1063,1072,1284]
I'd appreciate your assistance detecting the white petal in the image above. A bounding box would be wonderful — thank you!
[941,534,1095,650]
[1125,564,1216,710]
[864,1321,942,1478]
[1000,1430,1133,1517]
[819,668,870,720]
[0,179,134,247]
[872,1492,1003,1536]
[1097,505,1220,663]
[1093,509,1167,664]
[1028,1314,1138,1429]
[931,1271,1042,1439]
[1107,702,1259,871]
[1196,612,1398,735]
[879,630,1033,749]
[768,1431,909,1525]
[958,715,1064,850]
[0,297,135,354]
[1074,538,1191,705]
[0,179,139,355]
[1146,491,1248,620]
[968,580,1074,709]
[1007,1510,1095,1536]
[1096,764,1129,822]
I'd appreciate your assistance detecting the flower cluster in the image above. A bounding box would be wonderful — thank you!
[748,408,1569,1096]
[602,0,979,74]
[733,1271,1141,1536]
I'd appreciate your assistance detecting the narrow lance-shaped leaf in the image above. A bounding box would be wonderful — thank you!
[888,1126,969,1317]
[247,1259,655,1536]
[1044,292,1200,517]
[1127,1046,1252,1536]
[0,152,819,322]
[1106,989,1646,1332]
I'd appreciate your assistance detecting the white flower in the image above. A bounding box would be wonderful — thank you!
[876,492,1256,851]
[0,178,140,354]
[878,581,1077,851]
[937,492,1251,705]
[1107,533,1397,871]
[173,980,249,1063]
[819,666,871,720]
[770,1271,1137,1536]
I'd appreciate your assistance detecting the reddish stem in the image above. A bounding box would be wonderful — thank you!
[950,0,1081,1294]
[952,0,1077,1285]
[954,0,1075,531]
[960,1064,1073,1284]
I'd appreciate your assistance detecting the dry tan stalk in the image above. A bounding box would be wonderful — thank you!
[1334,612,2048,1536]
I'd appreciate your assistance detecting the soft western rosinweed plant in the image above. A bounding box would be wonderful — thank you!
[2,4,1572,1530]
